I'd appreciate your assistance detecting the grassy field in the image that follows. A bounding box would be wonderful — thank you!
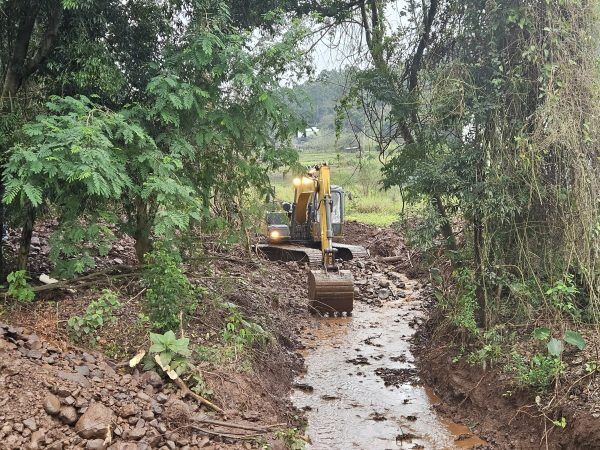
[270,146,403,227]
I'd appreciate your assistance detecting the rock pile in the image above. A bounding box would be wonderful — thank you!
[0,323,210,449]
[345,259,418,306]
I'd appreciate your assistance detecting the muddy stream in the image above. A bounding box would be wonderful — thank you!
[292,276,486,450]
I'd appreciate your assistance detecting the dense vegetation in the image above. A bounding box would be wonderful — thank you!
[1,0,599,414]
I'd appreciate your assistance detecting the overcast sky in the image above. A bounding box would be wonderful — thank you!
[309,1,406,74]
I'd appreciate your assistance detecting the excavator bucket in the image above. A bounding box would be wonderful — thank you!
[308,269,354,315]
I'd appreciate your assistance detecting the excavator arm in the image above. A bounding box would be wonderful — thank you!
[307,164,354,314]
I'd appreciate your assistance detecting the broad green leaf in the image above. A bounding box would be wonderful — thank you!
[532,327,551,341]
[149,343,166,353]
[564,330,586,350]
[547,338,564,356]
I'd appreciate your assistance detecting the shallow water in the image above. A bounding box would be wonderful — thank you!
[292,284,486,450]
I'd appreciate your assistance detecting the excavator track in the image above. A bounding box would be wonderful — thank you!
[332,243,369,260]
[254,243,368,267]
[254,244,323,268]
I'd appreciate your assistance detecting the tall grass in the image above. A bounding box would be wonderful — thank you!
[270,146,405,227]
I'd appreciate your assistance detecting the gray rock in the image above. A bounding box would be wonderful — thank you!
[126,427,146,440]
[75,403,113,439]
[58,370,90,387]
[141,371,163,389]
[86,439,107,450]
[23,417,37,431]
[58,406,79,425]
[155,393,168,404]
[378,288,390,300]
[76,365,91,377]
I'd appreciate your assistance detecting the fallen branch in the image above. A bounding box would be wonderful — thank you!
[174,377,224,415]
[1,265,139,295]
[194,417,285,433]
[189,425,262,440]
[379,255,404,263]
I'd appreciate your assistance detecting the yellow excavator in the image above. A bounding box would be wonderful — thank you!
[256,164,367,314]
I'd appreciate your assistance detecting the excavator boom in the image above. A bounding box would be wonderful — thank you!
[307,164,354,314]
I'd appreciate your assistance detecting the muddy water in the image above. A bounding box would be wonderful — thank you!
[292,282,486,449]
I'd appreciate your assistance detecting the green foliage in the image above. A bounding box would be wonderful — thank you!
[466,328,504,370]
[511,352,565,392]
[147,330,191,377]
[437,268,479,334]
[142,245,198,332]
[67,290,121,344]
[190,373,214,399]
[545,275,581,319]
[6,271,35,303]
[3,96,136,209]
[275,428,307,450]
[222,302,269,349]
[49,218,115,277]
[532,327,586,356]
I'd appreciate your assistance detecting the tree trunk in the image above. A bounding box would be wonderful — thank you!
[133,199,153,264]
[432,194,457,251]
[0,0,39,106]
[473,216,486,328]
[16,205,36,272]
[0,181,5,279]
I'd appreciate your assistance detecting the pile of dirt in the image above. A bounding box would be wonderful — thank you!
[342,221,425,278]
[0,322,216,449]
[343,221,407,258]
[1,222,315,449]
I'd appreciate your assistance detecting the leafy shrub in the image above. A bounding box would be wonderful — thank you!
[222,302,268,349]
[67,289,121,343]
[532,327,586,356]
[511,353,565,391]
[276,428,307,450]
[49,219,115,278]
[545,274,580,319]
[142,245,198,331]
[6,271,35,303]
[147,330,191,378]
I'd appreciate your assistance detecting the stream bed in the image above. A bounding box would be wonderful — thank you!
[292,278,486,450]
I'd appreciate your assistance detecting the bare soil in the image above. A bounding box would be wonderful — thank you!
[416,301,600,449]
[3,220,599,449]
[0,223,314,449]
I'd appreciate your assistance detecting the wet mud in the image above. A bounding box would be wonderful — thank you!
[293,280,486,450]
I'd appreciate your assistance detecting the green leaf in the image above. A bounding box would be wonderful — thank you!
[532,327,551,341]
[149,343,166,353]
[161,330,177,345]
[564,330,586,351]
[547,338,564,357]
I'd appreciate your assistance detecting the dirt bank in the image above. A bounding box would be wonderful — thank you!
[0,223,316,449]
[417,302,600,449]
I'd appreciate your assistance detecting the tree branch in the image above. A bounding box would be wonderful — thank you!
[24,0,63,78]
